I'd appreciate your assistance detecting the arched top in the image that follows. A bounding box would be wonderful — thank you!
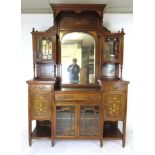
[60,31,96,43]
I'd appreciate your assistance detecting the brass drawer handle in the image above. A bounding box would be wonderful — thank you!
[38,86,44,89]
[111,86,118,90]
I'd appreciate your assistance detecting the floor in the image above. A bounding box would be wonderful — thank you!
[21,130,133,155]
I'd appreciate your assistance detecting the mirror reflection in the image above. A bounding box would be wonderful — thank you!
[61,32,95,84]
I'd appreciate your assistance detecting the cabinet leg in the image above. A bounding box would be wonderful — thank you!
[51,120,54,147]
[100,140,103,147]
[122,121,126,148]
[28,120,32,146]
[51,139,54,147]
[122,141,125,148]
[100,120,104,147]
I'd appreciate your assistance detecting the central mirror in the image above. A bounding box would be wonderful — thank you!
[61,32,95,84]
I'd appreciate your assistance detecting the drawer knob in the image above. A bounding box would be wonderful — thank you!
[112,86,118,90]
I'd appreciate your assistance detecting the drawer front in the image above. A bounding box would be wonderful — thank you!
[30,84,52,92]
[55,93,101,102]
[104,84,126,91]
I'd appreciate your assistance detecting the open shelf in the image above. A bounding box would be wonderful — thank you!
[103,127,122,140]
[35,59,54,64]
[32,126,51,138]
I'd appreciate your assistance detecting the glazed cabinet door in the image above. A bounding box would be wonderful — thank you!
[79,105,100,136]
[35,35,53,61]
[102,32,124,64]
[56,104,77,136]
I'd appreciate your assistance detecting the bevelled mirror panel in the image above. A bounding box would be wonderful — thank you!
[61,32,95,84]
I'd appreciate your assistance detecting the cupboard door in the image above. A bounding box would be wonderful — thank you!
[31,93,51,120]
[36,36,52,60]
[79,105,99,136]
[102,32,124,64]
[56,105,76,136]
[103,37,120,62]
[104,93,124,120]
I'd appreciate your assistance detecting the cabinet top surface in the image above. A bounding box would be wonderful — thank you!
[50,4,106,19]
[51,4,106,10]
[26,79,56,84]
[55,87,101,93]
[98,78,129,84]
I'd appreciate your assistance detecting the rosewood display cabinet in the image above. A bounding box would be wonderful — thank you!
[26,3,129,147]
[27,27,57,146]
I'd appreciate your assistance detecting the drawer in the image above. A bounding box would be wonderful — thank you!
[55,93,101,102]
[30,85,52,92]
[104,84,126,91]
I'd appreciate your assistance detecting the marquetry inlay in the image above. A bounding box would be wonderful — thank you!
[106,94,122,117]
[32,94,50,118]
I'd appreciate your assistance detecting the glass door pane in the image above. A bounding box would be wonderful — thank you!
[79,105,99,136]
[103,37,120,62]
[56,105,76,136]
[36,36,52,60]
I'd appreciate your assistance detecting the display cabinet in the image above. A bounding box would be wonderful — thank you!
[99,80,129,147]
[99,29,129,147]
[101,30,124,79]
[31,27,57,80]
[27,80,55,146]
[27,27,57,146]
[26,3,129,147]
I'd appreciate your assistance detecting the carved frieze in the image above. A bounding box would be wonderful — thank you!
[59,16,98,30]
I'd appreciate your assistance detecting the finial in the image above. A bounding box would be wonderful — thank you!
[121,27,124,33]
[32,28,35,32]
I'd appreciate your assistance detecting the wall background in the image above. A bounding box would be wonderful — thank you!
[21,13,133,131]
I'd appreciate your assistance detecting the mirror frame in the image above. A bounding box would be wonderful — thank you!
[58,30,100,87]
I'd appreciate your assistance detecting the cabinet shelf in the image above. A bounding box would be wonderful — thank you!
[35,59,54,64]
[103,127,122,140]
[32,126,51,138]
[31,122,122,139]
